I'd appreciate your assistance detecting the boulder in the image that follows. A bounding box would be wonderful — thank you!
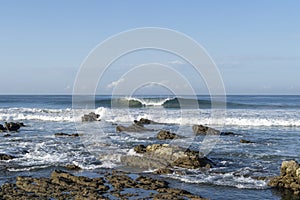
[121,143,214,170]
[157,130,178,140]
[192,125,220,135]
[64,164,82,170]
[268,160,300,195]
[81,112,100,122]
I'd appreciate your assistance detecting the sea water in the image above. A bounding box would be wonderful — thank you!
[0,95,299,199]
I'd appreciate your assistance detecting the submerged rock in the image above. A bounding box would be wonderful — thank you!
[116,123,154,132]
[192,124,220,135]
[121,143,214,171]
[54,132,79,137]
[268,160,300,195]
[81,112,100,122]
[240,139,253,144]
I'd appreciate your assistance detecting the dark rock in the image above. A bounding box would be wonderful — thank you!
[154,168,174,175]
[0,124,6,132]
[155,188,207,200]
[268,160,300,195]
[134,144,146,153]
[192,124,220,135]
[0,153,16,160]
[116,124,154,132]
[54,132,79,137]
[3,134,11,137]
[221,131,235,135]
[4,122,21,132]
[81,112,100,122]
[17,122,25,127]
[64,164,82,170]
[157,130,178,140]
[240,139,253,143]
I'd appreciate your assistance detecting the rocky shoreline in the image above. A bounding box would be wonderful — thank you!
[1,115,299,199]
[0,169,207,200]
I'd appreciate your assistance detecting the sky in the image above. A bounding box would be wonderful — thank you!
[0,0,299,95]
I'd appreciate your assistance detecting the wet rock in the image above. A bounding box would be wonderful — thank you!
[122,143,214,170]
[4,122,21,132]
[0,153,16,160]
[136,176,168,190]
[105,173,137,189]
[192,124,220,135]
[240,139,253,144]
[3,134,11,137]
[54,132,79,137]
[0,124,6,132]
[81,112,100,122]
[157,130,178,140]
[116,123,154,132]
[134,118,162,125]
[269,160,300,195]
[134,144,146,153]
[154,167,174,175]
[221,131,235,135]
[0,170,206,199]
[64,164,82,170]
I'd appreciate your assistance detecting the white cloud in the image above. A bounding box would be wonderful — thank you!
[106,78,125,89]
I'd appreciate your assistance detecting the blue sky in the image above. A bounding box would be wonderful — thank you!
[0,0,299,94]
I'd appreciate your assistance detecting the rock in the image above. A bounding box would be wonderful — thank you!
[134,144,146,153]
[64,164,82,170]
[4,122,21,132]
[268,160,300,195]
[0,153,16,160]
[116,124,154,132]
[3,134,11,137]
[122,143,214,170]
[81,112,100,122]
[192,125,220,135]
[154,167,174,175]
[240,139,253,144]
[157,130,178,140]
[54,132,79,137]
[0,124,6,132]
[0,170,206,199]
[221,131,235,135]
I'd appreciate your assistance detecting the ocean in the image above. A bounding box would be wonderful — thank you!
[0,95,299,199]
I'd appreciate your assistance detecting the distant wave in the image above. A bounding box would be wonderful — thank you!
[92,97,300,109]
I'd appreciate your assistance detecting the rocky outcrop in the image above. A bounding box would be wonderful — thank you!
[0,153,16,160]
[116,123,154,132]
[54,132,79,137]
[268,160,300,195]
[0,170,207,199]
[0,122,25,132]
[121,144,214,171]
[157,130,178,140]
[81,112,100,122]
[192,124,220,135]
